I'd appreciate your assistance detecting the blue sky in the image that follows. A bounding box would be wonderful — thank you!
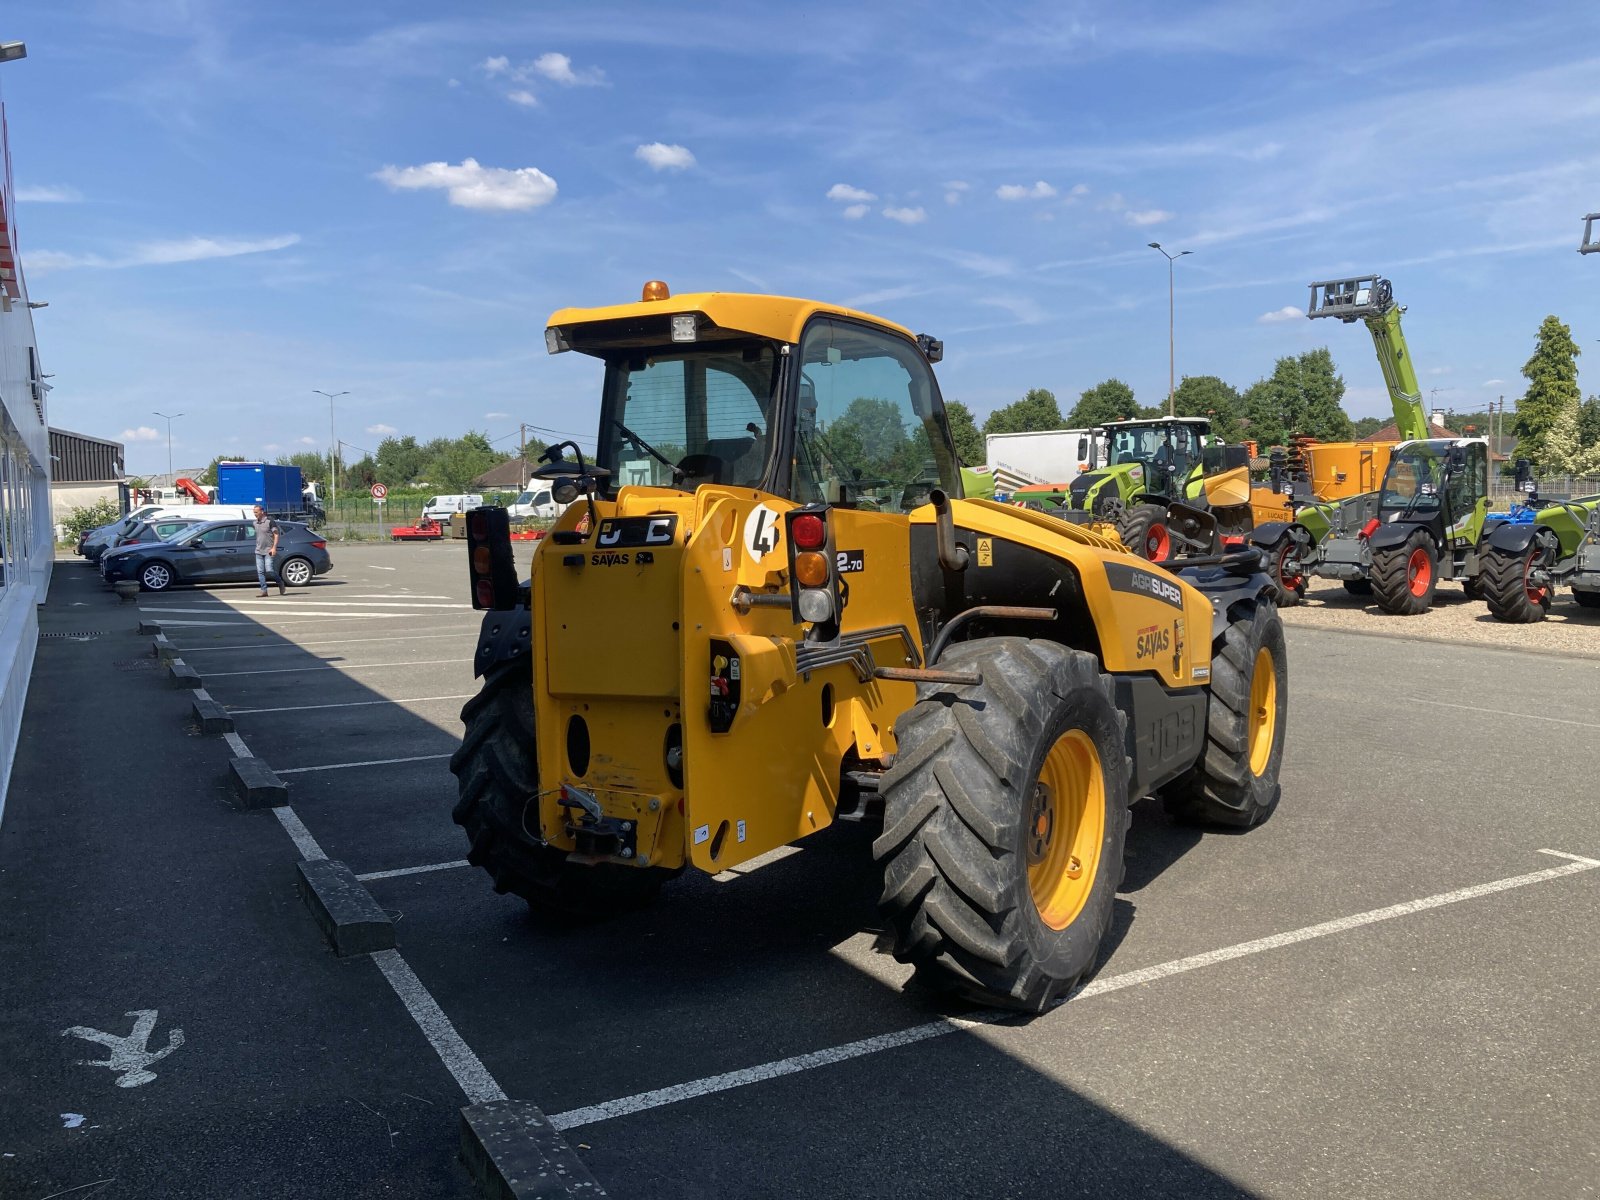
[4,0,1599,475]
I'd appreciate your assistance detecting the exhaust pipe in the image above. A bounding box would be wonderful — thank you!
[929,489,969,572]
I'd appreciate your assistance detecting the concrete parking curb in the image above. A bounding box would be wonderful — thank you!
[152,633,176,662]
[192,694,235,734]
[169,659,202,689]
[229,756,287,808]
[460,1102,607,1199]
[294,858,396,957]
[138,619,162,635]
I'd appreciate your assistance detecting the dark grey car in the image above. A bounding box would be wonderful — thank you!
[100,519,333,592]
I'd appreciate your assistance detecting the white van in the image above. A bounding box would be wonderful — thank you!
[506,487,568,522]
[422,494,483,521]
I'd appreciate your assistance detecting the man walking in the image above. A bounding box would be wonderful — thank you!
[252,504,284,596]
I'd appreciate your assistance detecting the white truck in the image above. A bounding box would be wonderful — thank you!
[984,428,1104,494]
[506,486,569,522]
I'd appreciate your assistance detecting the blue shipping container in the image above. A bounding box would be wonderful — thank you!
[216,462,304,512]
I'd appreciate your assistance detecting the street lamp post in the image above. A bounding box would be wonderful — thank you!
[312,390,350,516]
[1149,242,1193,417]
[152,411,183,481]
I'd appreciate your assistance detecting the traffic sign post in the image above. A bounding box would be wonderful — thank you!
[370,483,387,500]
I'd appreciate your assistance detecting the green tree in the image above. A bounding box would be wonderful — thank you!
[1352,416,1386,439]
[1578,396,1600,449]
[277,451,330,482]
[346,456,379,487]
[197,455,247,487]
[943,399,985,465]
[1171,375,1243,442]
[1543,397,1600,475]
[61,498,122,542]
[1065,379,1137,428]
[983,387,1064,436]
[423,431,501,491]
[1240,350,1350,447]
[1295,348,1352,441]
[1513,315,1581,468]
[375,435,425,487]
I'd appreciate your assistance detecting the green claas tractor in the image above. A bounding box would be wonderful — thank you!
[1049,417,1255,558]
[1477,469,1600,622]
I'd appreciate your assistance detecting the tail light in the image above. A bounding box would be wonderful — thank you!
[466,506,519,610]
[311,540,326,549]
[785,505,842,636]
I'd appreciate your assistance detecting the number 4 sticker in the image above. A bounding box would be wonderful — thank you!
[743,504,781,559]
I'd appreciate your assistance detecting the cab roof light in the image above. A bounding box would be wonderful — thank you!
[545,326,570,355]
[671,313,698,343]
[641,280,671,302]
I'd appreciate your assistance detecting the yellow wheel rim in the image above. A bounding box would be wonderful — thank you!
[1026,729,1105,931]
[1248,646,1277,777]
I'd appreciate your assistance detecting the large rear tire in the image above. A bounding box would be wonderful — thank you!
[1116,503,1174,563]
[874,638,1130,1012]
[450,655,672,917]
[1481,543,1552,624]
[1371,531,1438,615]
[1162,602,1287,829]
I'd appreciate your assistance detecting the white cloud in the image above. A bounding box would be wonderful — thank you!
[374,158,558,212]
[121,426,161,442]
[506,90,539,108]
[29,234,301,272]
[1427,366,1452,376]
[16,184,82,203]
[842,204,870,220]
[263,443,281,454]
[485,411,512,420]
[635,143,695,171]
[481,55,510,76]
[1125,209,1174,226]
[299,436,318,446]
[1258,306,1305,324]
[827,183,877,203]
[533,52,604,86]
[882,206,927,225]
[1482,378,1506,386]
[1068,183,1090,198]
[996,181,1058,201]
[366,423,398,436]
[944,180,969,205]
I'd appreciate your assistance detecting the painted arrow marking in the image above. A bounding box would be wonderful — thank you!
[62,1010,185,1087]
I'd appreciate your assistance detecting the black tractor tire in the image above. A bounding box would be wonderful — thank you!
[1574,590,1600,609]
[1370,531,1438,615]
[1092,491,1125,523]
[1116,503,1174,562]
[1462,576,1484,601]
[1342,579,1373,597]
[1480,544,1552,623]
[450,656,673,918]
[1162,601,1288,829]
[1263,536,1306,608]
[873,638,1130,1012]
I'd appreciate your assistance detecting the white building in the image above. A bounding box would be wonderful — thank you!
[0,89,54,817]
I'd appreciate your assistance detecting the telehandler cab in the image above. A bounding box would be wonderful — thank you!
[452,283,1290,1012]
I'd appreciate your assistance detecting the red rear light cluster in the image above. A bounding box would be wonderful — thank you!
[311,540,327,549]
[791,513,826,550]
[785,506,840,630]
[466,505,518,610]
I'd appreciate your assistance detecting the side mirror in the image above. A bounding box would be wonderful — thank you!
[1076,437,1088,460]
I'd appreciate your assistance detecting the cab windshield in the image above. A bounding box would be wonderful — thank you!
[598,342,780,492]
[1380,446,1445,514]
[1104,423,1199,480]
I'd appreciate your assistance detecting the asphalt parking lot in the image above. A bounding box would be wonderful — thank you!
[5,542,1599,1199]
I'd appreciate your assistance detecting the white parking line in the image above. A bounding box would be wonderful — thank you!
[356,860,470,882]
[204,659,462,678]
[230,694,473,716]
[547,849,1600,1131]
[276,753,454,774]
[177,633,473,653]
[273,807,327,861]
[372,950,507,1105]
[1414,698,1600,732]
[224,731,252,759]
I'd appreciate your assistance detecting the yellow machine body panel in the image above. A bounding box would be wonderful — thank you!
[1203,465,1252,509]
[546,291,915,349]
[922,499,1214,690]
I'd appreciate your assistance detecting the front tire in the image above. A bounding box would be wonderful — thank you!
[1117,503,1173,562]
[1481,543,1552,624]
[450,655,672,918]
[1162,602,1288,829]
[1371,531,1438,615]
[874,638,1130,1012]
[1264,536,1306,608]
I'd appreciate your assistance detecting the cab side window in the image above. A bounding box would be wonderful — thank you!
[791,318,957,511]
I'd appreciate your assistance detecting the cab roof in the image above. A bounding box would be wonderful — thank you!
[545,290,916,350]
[1101,417,1211,428]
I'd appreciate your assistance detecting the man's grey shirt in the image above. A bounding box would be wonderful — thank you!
[254,516,278,554]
